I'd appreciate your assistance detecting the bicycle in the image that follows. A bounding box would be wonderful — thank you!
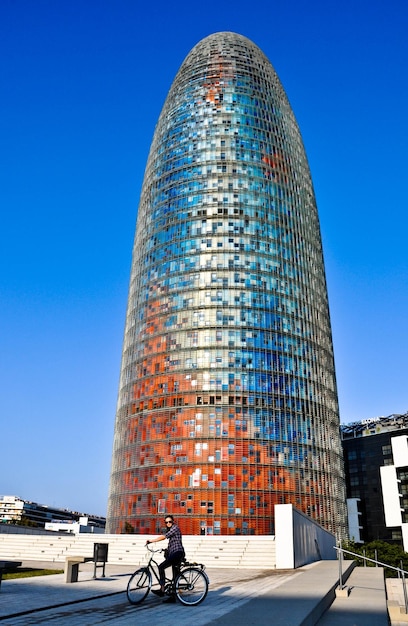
[127,544,209,606]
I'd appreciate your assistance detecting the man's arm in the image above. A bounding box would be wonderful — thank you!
[146,534,166,544]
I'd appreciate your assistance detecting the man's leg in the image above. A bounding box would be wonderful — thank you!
[158,557,172,588]
[167,552,184,601]
[151,556,172,597]
[153,551,185,600]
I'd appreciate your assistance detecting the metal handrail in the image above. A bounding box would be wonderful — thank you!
[335,544,408,614]
[335,545,408,575]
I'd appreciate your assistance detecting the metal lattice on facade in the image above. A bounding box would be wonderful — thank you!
[107,32,347,537]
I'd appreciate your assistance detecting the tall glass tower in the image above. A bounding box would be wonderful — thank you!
[107,32,346,537]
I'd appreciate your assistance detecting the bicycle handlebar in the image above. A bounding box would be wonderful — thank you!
[145,543,165,553]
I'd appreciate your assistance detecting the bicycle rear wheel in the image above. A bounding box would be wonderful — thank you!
[127,567,152,605]
[175,567,208,606]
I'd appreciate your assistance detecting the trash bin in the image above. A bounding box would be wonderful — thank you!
[93,543,108,578]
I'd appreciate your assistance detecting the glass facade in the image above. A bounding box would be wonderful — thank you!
[107,32,346,536]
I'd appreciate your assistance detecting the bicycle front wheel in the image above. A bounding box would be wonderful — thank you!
[127,567,152,605]
[175,567,208,606]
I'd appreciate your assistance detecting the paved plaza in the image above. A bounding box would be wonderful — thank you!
[0,564,297,625]
[0,560,398,625]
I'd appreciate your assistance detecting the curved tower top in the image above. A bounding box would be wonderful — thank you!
[107,32,346,537]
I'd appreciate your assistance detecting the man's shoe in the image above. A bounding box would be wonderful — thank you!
[163,595,176,603]
[151,589,165,597]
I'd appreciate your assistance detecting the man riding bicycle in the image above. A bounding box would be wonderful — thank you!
[146,515,185,602]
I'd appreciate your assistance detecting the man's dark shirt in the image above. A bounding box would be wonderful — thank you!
[165,523,184,556]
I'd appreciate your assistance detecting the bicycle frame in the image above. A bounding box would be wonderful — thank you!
[127,544,209,606]
[144,546,182,592]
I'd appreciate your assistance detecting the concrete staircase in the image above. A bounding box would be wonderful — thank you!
[0,532,276,569]
[317,565,389,625]
[0,533,75,563]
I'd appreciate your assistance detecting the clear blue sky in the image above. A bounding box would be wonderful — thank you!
[1,0,407,517]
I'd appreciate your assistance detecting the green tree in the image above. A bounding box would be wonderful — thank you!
[14,516,38,528]
[342,540,408,577]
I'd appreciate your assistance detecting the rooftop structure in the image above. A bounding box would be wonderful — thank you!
[341,412,408,439]
[0,495,105,531]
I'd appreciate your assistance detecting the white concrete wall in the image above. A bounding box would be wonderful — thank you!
[275,504,295,568]
[380,465,403,527]
[347,498,362,543]
[275,504,336,569]
[391,435,408,467]
[44,521,105,534]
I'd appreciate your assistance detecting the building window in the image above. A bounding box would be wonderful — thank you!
[382,445,392,457]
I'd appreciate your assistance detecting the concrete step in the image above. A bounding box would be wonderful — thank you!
[316,566,389,625]
[386,577,408,624]
[0,533,277,568]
